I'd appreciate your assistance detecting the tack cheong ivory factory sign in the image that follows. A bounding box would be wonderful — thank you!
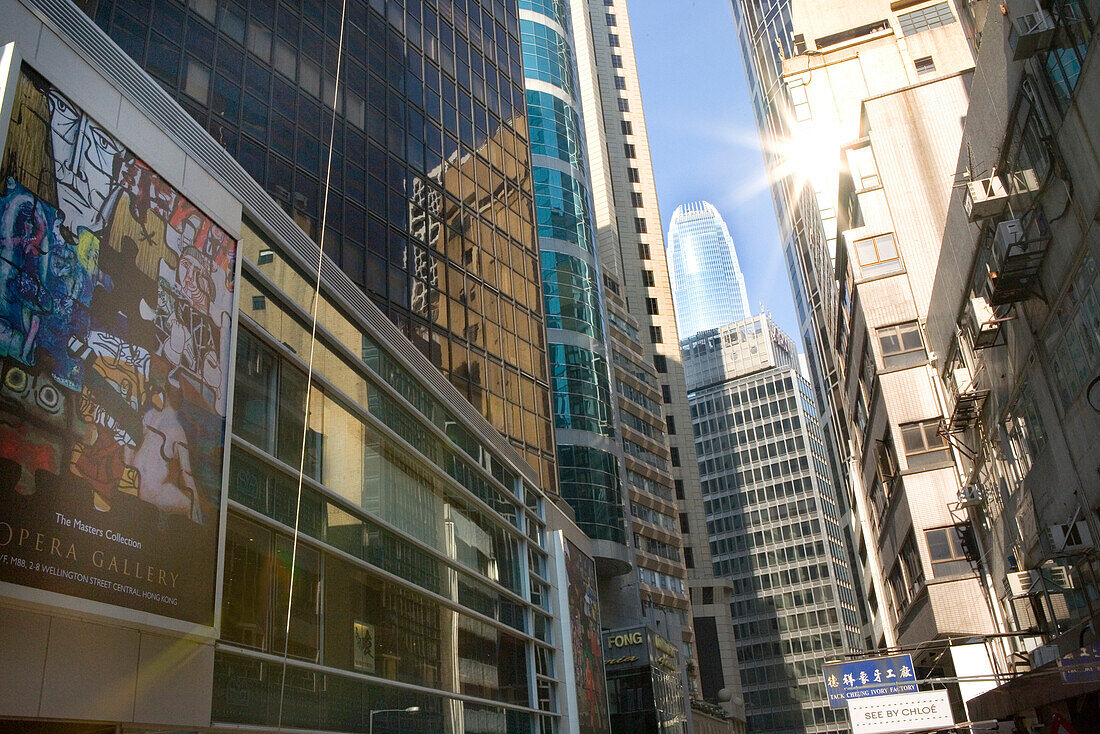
[847,690,955,734]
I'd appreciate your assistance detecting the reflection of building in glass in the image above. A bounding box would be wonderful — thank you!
[0,4,601,734]
[684,315,861,734]
[666,202,751,340]
[81,0,559,494]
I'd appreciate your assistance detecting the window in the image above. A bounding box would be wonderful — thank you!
[653,355,667,373]
[662,384,672,403]
[608,34,620,47]
[670,447,680,466]
[847,145,880,189]
[184,58,211,103]
[665,416,676,434]
[605,13,617,25]
[899,419,951,468]
[684,546,694,568]
[679,512,689,532]
[624,143,636,158]
[611,54,623,68]
[701,586,714,604]
[639,242,651,259]
[898,3,955,36]
[618,98,630,112]
[853,233,902,278]
[877,321,925,369]
[627,168,640,182]
[615,76,627,90]
[914,56,936,75]
[789,82,811,121]
[642,269,655,287]
[675,479,684,499]
[925,526,973,577]
[621,120,633,135]
[634,217,647,233]
[645,297,660,314]
[650,325,663,343]
[631,191,644,207]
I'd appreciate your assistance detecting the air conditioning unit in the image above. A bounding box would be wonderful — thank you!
[1046,563,1075,590]
[1006,168,1041,198]
[970,296,1001,349]
[1048,521,1094,553]
[964,175,1010,221]
[958,484,984,507]
[1030,644,1060,669]
[1011,10,1056,60]
[994,218,1027,255]
[1006,569,1039,598]
[952,366,974,395]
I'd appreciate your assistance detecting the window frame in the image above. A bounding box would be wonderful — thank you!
[899,419,951,469]
[853,233,902,278]
[876,320,926,369]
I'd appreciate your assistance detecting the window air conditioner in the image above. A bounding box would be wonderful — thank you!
[965,175,1010,221]
[952,366,973,395]
[1047,563,1075,590]
[1005,569,1038,598]
[1047,521,1093,553]
[1006,168,1041,198]
[1011,10,1056,60]
[970,296,1001,349]
[958,484,984,507]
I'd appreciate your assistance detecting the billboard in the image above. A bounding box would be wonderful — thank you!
[565,539,611,734]
[0,67,235,627]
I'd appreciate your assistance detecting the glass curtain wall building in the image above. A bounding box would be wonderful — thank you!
[519,0,626,547]
[78,0,560,494]
[684,316,861,734]
[666,201,751,340]
[0,2,583,732]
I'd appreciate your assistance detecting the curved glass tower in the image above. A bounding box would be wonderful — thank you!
[520,0,625,544]
[667,201,752,339]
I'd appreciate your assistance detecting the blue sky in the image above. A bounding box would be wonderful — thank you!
[627,0,800,339]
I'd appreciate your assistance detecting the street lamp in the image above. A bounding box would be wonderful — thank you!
[368,706,420,734]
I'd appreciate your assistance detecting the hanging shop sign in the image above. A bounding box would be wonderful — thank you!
[847,690,954,734]
[823,653,918,708]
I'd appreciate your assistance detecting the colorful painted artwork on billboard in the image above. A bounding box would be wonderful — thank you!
[0,68,235,627]
[565,539,611,734]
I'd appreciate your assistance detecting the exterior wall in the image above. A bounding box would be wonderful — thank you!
[684,316,860,734]
[923,3,1100,724]
[575,1,745,729]
[78,0,560,495]
[666,202,752,340]
[0,3,591,733]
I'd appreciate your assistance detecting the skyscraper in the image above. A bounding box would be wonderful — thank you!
[78,0,559,493]
[571,1,747,728]
[683,316,861,734]
[666,201,751,339]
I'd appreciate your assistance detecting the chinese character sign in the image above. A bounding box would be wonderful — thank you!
[823,654,918,708]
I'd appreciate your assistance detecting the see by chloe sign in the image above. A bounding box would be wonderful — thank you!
[847,690,954,734]
[607,631,644,648]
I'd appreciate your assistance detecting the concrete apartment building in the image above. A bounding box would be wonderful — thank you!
[0,1,611,732]
[682,315,863,734]
[923,1,1100,729]
[571,1,747,729]
[777,0,1010,712]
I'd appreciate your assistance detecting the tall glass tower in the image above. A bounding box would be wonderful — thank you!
[666,201,752,340]
[519,0,626,547]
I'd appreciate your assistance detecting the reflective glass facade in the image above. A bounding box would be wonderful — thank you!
[224,221,558,731]
[520,0,624,545]
[79,0,558,493]
[666,201,751,340]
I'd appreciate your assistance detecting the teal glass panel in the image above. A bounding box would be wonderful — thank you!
[541,251,602,337]
[556,445,624,543]
[527,90,585,172]
[520,20,575,96]
[532,167,593,250]
[548,343,614,436]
